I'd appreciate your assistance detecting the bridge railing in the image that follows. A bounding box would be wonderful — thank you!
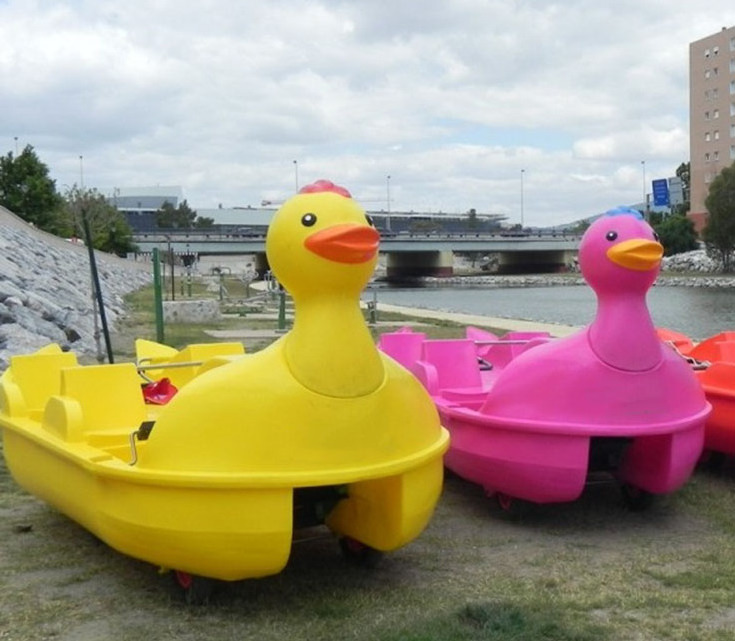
[133,228,581,242]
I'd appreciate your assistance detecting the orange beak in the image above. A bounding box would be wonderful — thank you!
[304,224,380,264]
[606,239,663,271]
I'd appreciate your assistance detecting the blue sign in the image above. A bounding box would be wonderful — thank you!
[652,179,670,206]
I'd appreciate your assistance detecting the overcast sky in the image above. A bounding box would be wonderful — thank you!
[1,1,733,226]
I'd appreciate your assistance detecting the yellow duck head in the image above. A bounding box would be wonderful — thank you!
[265,180,380,299]
[265,180,383,397]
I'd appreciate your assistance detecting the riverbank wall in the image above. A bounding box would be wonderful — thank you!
[415,273,735,288]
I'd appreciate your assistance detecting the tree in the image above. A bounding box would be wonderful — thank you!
[62,185,137,256]
[195,214,215,228]
[673,161,690,216]
[570,220,591,235]
[702,162,735,272]
[156,199,199,229]
[0,145,64,232]
[467,208,479,230]
[652,213,698,256]
[648,211,664,226]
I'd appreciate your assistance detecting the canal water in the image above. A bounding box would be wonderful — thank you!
[366,283,735,340]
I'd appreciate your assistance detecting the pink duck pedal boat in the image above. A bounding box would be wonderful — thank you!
[380,208,710,509]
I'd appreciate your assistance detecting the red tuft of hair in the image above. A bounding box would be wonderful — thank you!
[298,179,352,198]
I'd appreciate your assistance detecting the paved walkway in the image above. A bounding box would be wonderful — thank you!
[373,302,580,337]
[206,317,432,342]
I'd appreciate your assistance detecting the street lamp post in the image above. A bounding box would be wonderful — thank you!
[79,155,84,189]
[520,169,525,228]
[641,160,647,216]
[386,175,392,232]
[293,160,299,192]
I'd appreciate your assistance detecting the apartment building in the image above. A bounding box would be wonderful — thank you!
[689,25,735,231]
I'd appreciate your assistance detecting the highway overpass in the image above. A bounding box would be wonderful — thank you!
[132,230,581,278]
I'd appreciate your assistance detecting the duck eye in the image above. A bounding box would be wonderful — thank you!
[365,214,374,227]
[301,213,317,227]
[653,231,660,242]
[605,231,618,242]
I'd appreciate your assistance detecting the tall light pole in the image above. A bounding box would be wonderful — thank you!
[14,136,18,155]
[386,174,392,232]
[79,155,85,189]
[641,160,646,214]
[520,169,525,228]
[293,160,299,192]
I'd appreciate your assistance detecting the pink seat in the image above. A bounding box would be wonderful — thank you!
[480,331,551,368]
[416,339,486,398]
[378,330,427,371]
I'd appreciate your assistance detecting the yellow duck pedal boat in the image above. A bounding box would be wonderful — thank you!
[0,180,449,592]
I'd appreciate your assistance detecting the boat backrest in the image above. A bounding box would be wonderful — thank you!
[420,339,482,390]
[481,331,552,368]
[714,341,735,363]
[60,362,146,431]
[698,361,735,392]
[689,331,735,364]
[465,326,499,360]
[8,351,79,414]
[378,331,426,370]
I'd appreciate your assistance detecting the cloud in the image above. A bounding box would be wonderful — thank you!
[0,0,731,225]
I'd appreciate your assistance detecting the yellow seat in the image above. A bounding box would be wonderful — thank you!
[2,349,78,418]
[42,363,147,446]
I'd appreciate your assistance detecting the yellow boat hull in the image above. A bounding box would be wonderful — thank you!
[0,346,449,581]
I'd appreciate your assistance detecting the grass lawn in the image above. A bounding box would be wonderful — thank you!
[1,276,735,640]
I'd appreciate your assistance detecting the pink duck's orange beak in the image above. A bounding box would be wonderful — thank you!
[304,224,380,264]
[606,239,663,271]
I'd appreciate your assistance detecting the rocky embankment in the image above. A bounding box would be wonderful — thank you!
[661,249,716,272]
[421,249,735,288]
[0,206,151,371]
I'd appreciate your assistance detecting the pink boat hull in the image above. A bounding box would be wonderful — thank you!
[439,401,706,503]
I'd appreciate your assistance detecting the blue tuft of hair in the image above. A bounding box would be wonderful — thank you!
[604,206,644,220]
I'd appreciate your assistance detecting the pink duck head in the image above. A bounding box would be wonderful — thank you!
[579,207,664,371]
[579,207,662,296]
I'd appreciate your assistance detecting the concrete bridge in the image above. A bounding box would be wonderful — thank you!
[131,230,581,278]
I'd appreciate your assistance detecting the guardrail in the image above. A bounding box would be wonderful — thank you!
[133,229,582,242]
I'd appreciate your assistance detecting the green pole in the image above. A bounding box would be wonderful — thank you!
[152,248,165,343]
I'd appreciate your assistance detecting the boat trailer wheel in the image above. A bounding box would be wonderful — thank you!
[495,492,514,512]
[172,570,218,605]
[620,484,655,512]
[338,536,384,569]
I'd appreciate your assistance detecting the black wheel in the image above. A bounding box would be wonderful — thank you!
[172,570,218,605]
[620,484,655,512]
[701,450,728,474]
[338,536,384,569]
[486,491,529,519]
[495,492,515,512]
